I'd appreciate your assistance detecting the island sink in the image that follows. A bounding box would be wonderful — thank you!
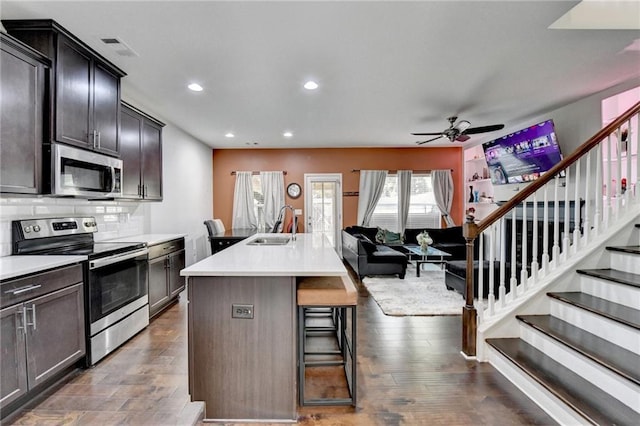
[246,236,291,245]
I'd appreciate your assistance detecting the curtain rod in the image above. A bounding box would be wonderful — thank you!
[351,169,452,173]
[230,171,287,175]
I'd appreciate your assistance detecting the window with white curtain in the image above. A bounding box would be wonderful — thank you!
[369,174,441,232]
[251,175,265,229]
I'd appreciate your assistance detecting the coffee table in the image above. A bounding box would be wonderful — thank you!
[403,245,451,277]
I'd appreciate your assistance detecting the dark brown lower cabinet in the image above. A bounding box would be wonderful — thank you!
[148,238,186,318]
[0,265,85,417]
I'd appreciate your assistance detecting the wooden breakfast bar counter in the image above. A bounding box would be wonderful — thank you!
[180,233,348,423]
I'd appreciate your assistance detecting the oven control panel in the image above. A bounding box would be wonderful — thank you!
[14,217,98,239]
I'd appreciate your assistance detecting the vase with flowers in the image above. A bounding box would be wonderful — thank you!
[416,231,433,253]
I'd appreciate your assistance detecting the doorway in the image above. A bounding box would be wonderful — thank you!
[304,173,343,254]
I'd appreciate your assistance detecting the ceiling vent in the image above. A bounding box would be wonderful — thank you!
[99,36,139,57]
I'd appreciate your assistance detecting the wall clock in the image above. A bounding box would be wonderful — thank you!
[287,182,301,199]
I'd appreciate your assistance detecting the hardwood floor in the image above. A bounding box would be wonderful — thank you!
[6,278,556,425]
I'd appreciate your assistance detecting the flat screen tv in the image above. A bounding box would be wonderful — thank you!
[482,119,563,185]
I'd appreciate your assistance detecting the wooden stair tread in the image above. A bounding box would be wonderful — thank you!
[487,338,639,426]
[576,268,640,289]
[547,292,640,330]
[517,315,640,386]
[606,245,640,255]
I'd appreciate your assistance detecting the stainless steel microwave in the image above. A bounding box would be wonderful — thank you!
[50,143,122,198]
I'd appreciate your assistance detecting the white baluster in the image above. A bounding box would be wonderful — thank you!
[488,224,496,316]
[499,218,507,308]
[520,197,528,293]
[583,151,591,245]
[510,210,517,301]
[552,175,561,269]
[616,126,623,216]
[624,118,632,208]
[562,168,570,261]
[541,183,550,276]
[606,134,612,229]
[573,159,581,254]
[634,115,639,204]
[530,192,539,285]
[477,228,484,316]
[594,142,602,236]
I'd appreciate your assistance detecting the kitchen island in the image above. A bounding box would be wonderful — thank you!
[180,233,347,422]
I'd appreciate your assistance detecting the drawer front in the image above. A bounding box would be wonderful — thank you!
[148,238,185,259]
[0,264,83,309]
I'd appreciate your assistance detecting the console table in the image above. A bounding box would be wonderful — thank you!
[209,228,258,254]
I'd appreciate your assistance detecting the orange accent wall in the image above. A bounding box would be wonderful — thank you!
[212,147,464,231]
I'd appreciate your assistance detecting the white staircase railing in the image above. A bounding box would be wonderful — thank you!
[461,101,640,357]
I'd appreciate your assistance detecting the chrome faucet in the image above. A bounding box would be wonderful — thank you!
[277,205,297,240]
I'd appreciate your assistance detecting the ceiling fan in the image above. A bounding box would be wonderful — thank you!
[413,116,505,145]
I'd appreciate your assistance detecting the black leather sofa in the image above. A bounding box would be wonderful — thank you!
[341,225,469,280]
[342,228,407,280]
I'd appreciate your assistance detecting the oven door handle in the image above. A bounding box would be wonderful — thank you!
[89,248,149,270]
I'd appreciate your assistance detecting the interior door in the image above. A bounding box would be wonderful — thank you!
[304,174,342,254]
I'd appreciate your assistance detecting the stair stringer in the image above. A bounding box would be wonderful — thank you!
[476,208,640,363]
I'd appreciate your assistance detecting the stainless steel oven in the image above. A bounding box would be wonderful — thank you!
[50,143,122,198]
[12,217,149,365]
[87,247,149,364]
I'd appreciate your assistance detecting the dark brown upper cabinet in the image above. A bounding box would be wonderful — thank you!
[3,19,126,157]
[120,102,165,201]
[0,33,49,194]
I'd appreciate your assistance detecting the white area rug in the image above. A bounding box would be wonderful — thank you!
[361,265,464,316]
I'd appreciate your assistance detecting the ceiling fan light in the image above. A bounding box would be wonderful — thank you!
[457,120,471,132]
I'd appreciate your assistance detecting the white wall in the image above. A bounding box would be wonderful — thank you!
[143,123,213,265]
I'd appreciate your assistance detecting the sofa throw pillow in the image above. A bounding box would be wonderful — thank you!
[384,229,403,244]
[375,227,404,244]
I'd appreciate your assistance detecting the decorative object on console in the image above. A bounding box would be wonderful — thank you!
[469,185,474,202]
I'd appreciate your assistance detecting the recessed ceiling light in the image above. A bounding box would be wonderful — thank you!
[303,81,319,90]
[283,131,293,138]
[188,83,203,92]
[225,133,235,138]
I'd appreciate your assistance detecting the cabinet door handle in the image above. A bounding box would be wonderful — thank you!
[92,130,98,149]
[5,284,42,295]
[26,305,36,331]
[163,246,176,251]
[97,131,101,149]
[17,306,27,335]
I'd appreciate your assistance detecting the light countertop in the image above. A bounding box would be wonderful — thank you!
[181,233,347,277]
[105,234,186,246]
[0,255,87,281]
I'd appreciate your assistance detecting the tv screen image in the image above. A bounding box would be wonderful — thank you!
[482,119,563,185]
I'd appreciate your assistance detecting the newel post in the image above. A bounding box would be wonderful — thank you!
[462,216,478,357]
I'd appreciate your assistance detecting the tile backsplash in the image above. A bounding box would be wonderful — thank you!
[0,197,146,256]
